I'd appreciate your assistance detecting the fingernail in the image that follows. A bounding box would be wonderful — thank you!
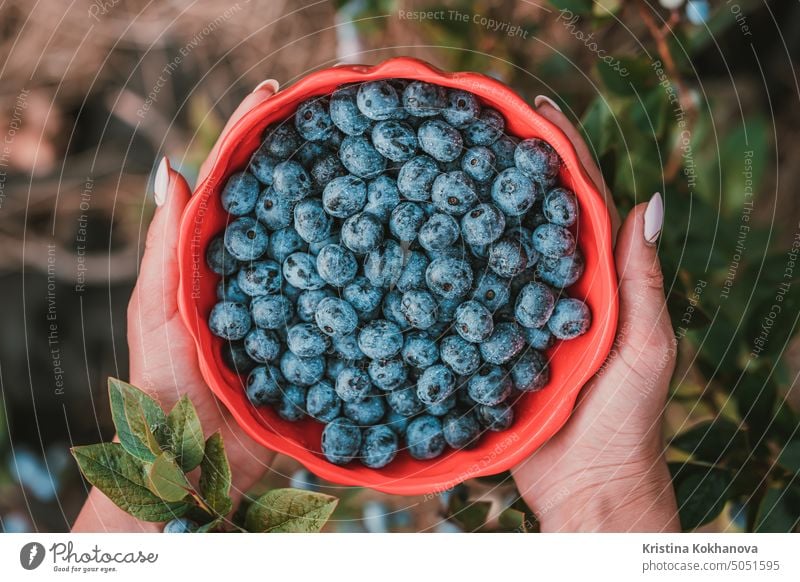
[252,79,279,94]
[534,95,562,112]
[644,192,664,245]
[154,156,170,207]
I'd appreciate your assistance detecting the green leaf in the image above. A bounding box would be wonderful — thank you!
[754,485,800,532]
[245,488,338,533]
[778,440,800,474]
[580,95,615,156]
[734,374,777,447]
[195,518,224,533]
[72,443,189,522]
[670,463,732,530]
[447,493,491,532]
[165,395,204,472]
[596,57,656,97]
[670,419,748,464]
[147,453,192,503]
[548,0,592,14]
[498,508,527,531]
[108,378,166,462]
[199,433,232,517]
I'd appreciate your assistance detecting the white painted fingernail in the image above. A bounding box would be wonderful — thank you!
[644,192,664,245]
[154,157,170,207]
[534,95,562,112]
[252,79,279,94]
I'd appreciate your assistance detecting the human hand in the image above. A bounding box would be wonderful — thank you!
[73,79,280,532]
[512,97,680,532]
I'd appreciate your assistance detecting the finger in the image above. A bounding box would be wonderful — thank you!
[131,158,192,328]
[197,79,280,186]
[534,96,622,239]
[613,193,674,377]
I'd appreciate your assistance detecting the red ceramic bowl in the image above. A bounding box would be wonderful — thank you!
[177,57,618,495]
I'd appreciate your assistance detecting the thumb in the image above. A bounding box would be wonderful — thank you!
[613,193,675,381]
[130,158,192,329]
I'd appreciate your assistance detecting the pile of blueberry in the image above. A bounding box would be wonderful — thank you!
[205,79,591,469]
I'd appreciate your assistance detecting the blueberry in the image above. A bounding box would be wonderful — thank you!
[224,217,269,261]
[280,351,325,387]
[237,260,282,296]
[490,135,518,170]
[416,364,456,406]
[467,366,513,406]
[221,171,260,216]
[251,294,293,329]
[282,280,302,303]
[385,410,412,436]
[316,244,357,287]
[339,135,387,179]
[418,119,463,163]
[488,238,528,278]
[505,225,540,267]
[514,138,561,183]
[244,328,281,362]
[222,341,256,374]
[382,289,407,327]
[364,240,404,288]
[371,120,418,162]
[536,250,584,288]
[209,302,251,340]
[282,252,326,290]
[524,326,554,350]
[266,227,305,263]
[326,357,348,380]
[368,358,408,391]
[330,85,372,136]
[287,323,330,357]
[440,335,481,375]
[217,275,249,303]
[400,289,438,330]
[397,155,440,201]
[461,146,496,183]
[206,236,238,276]
[332,333,366,361]
[272,160,312,201]
[406,415,446,460]
[341,211,384,254]
[342,276,383,316]
[402,332,439,369]
[511,349,549,392]
[464,108,504,146]
[295,141,330,168]
[427,391,457,416]
[402,81,447,117]
[163,517,198,533]
[295,96,335,142]
[263,123,302,159]
[532,223,576,258]
[443,410,481,448]
[335,366,372,403]
[278,384,307,422]
[249,144,278,185]
[461,203,506,246]
[358,320,404,359]
[390,202,427,243]
[471,271,511,311]
[322,175,367,219]
[543,187,578,227]
[315,296,359,338]
[359,425,399,468]
[322,417,362,465]
[442,89,481,128]
[343,392,386,426]
[293,199,333,243]
[491,168,538,217]
[480,322,525,366]
[435,296,460,324]
[364,175,401,221]
[515,282,556,328]
[453,300,494,343]
[548,298,591,340]
[431,171,477,216]
[306,380,342,423]
[476,402,514,431]
[396,250,429,293]
[356,80,401,121]
[425,257,473,299]
[246,365,283,405]
[418,212,460,252]
[310,153,347,191]
[253,187,292,230]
